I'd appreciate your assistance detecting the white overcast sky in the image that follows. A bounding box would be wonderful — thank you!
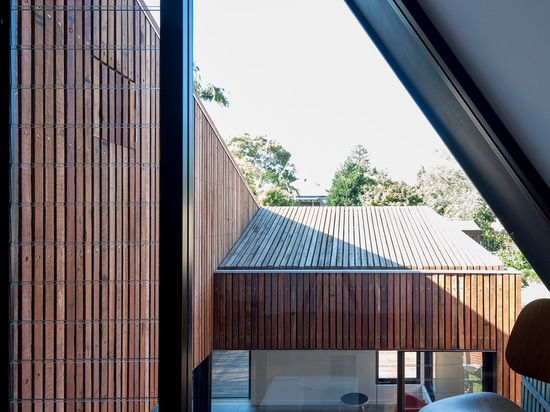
[146,0,446,194]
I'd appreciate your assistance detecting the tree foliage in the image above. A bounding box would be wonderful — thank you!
[326,145,375,206]
[416,150,537,283]
[415,151,482,220]
[361,171,423,206]
[327,145,422,207]
[261,188,295,206]
[327,146,537,283]
[193,63,229,107]
[227,134,298,206]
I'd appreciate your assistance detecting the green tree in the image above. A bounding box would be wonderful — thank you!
[261,188,295,206]
[227,134,298,206]
[473,202,537,283]
[327,145,422,207]
[193,63,229,107]
[326,145,375,206]
[472,201,508,252]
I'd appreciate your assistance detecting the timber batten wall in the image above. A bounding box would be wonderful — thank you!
[213,271,522,399]
[193,97,259,367]
[10,2,161,410]
[214,206,523,402]
[8,1,258,409]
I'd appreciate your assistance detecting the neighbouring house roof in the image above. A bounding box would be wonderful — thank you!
[451,220,481,233]
[294,195,327,207]
[219,206,504,271]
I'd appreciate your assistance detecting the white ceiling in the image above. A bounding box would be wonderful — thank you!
[418,0,550,188]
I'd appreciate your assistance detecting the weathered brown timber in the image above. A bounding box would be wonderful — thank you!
[214,271,522,401]
[214,206,523,403]
[10,2,162,411]
[10,0,259,407]
[220,207,504,271]
[193,97,259,367]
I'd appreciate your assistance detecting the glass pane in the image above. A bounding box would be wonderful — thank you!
[249,351,382,408]
[428,351,486,401]
[378,351,418,380]
[405,352,418,378]
[463,352,483,394]
[212,350,250,398]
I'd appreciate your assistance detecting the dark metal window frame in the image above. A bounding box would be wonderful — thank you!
[159,0,195,410]
[376,350,421,385]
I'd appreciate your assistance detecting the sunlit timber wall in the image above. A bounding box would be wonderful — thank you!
[9,2,160,411]
[214,272,523,402]
[193,98,260,367]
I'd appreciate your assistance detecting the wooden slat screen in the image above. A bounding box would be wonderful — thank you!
[193,98,259,368]
[220,206,504,271]
[521,377,550,412]
[214,271,522,401]
[9,1,160,411]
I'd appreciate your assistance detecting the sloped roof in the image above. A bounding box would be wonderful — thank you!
[219,206,504,271]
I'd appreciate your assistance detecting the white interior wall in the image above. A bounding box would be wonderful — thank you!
[250,350,422,406]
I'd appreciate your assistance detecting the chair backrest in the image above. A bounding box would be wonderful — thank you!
[505,298,550,383]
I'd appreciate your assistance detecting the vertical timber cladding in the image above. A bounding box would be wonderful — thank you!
[10,1,159,410]
[214,271,522,399]
[193,97,259,368]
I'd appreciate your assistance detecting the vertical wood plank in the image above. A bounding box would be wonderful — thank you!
[477,274,484,350]
[317,274,324,349]
[18,2,34,406]
[425,274,433,350]
[32,1,46,405]
[406,273,413,349]
[265,273,271,349]
[403,273,409,348]
[348,273,356,350]
[296,273,304,349]
[251,273,258,349]
[380,273,388,349]
[290,273,297,349]
[355,274,362,349]
[55,0,68,403]
[304,273,312,350]
[464,274,472,350]
[418,274,425,350]
[368,274,375,349]
[496,274,504,395]
[450,274,458,349]
[258,273,265,350]
[361,274,369,348]
[334,273,341,349]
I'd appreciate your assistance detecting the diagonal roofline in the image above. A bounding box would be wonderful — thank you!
[343,0,550,289]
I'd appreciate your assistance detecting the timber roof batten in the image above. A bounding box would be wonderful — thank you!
[218,206,505,272]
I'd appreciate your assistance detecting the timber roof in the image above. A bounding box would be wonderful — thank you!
[219,206,504,271]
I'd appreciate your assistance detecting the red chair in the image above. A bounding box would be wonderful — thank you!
[393,393,427,412]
